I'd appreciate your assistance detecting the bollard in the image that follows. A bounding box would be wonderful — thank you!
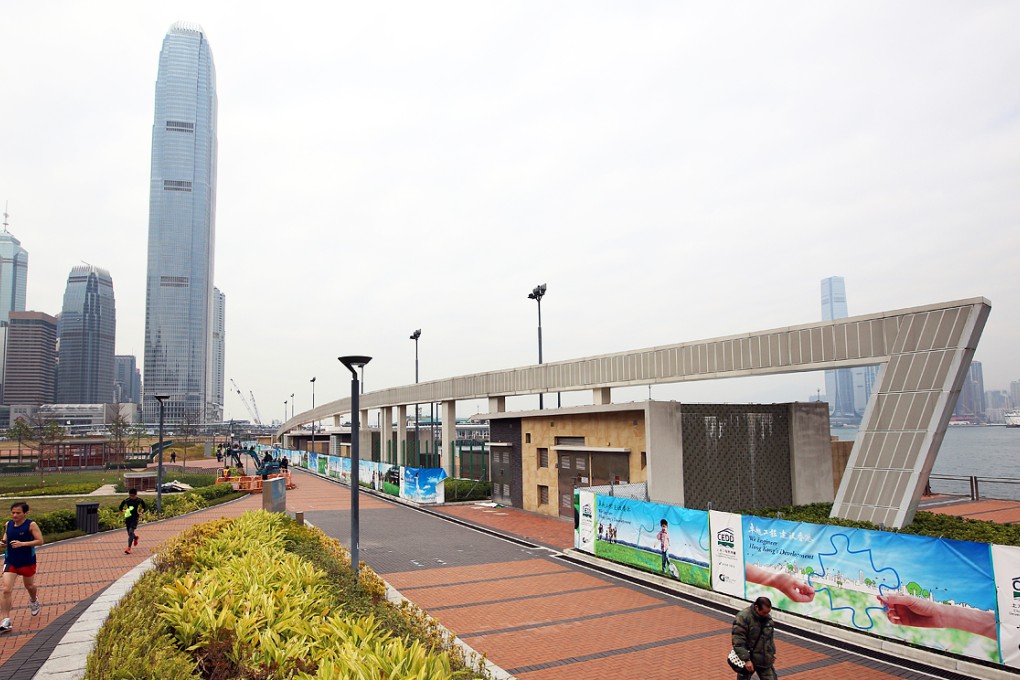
[295,511,304,526]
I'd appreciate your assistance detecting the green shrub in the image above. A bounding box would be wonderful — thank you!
[34,508,76,534]
[444,478,491,502]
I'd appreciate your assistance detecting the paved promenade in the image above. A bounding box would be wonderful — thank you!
[0,460,1007,679]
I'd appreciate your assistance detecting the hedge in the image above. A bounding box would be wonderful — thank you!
[444,478,491,502]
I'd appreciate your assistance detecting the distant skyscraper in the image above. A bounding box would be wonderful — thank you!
[953,360,986,421]
[1010,380,1020,410]
[821,276,880,418]
[211,288,225,413]
[0,208,28,327]
[56,265,116,404]
[2,312,57,407]
[115,355,142,405]
[143,22,219,424]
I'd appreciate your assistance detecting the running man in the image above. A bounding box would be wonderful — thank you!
[1,501,44,633]
[119,489,147,555]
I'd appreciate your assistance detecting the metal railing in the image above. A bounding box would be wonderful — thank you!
[929,474,1020,501]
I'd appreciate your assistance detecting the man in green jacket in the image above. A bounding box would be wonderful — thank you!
[731,596,777,679]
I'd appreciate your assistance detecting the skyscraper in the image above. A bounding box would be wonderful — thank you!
[56,265,116,404]
[0,207,28,328]
[211,288,225,413]
[821,276,880,419]
[2,312,57,408]
[143,22,220,424]
[115,355,142,405]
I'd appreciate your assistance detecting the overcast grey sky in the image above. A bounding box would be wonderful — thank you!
[2,2,1018,423]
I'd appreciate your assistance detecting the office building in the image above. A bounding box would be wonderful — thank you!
[0,208,28,327]
[56,265,116,404]
[2,312,57,412]
[210,287,225,414]
[953,360,986,421]
[142,22,220,424]
[821,276,879,419]
[115,355,142,405]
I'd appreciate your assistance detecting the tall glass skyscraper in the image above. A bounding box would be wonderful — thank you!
[821,276,878,419]
[57,265,116,404]
[0,211,28,327]
[143,22,220,425]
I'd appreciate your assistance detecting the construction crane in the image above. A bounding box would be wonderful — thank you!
[250,391,263,426]
[230,378,263,426]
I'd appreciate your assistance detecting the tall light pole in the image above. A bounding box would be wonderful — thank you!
[283,400,288,426]
[410,329,421,465]
[310,377,316,454]
[340,355,372,577]
[528,283,547,409]
[290,393,295,420]
[154,395,169,514]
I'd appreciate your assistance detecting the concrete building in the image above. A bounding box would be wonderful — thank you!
[483,400,832,517]
[2,311,57,416]
[143,22,221,424]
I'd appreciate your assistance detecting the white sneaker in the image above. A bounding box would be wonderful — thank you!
[30,599,41,616]
[0,617,11,633]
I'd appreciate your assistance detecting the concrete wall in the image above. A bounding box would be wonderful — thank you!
[644,401,684,507]
[789,401,834,505]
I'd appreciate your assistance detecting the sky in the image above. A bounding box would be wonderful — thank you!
[2,2,1019,424]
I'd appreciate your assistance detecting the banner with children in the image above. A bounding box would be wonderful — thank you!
[579,494,711,589]
[400,467,447,504]
[741,516,999,664]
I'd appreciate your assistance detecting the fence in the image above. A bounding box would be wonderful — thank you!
[929,473,1020,502]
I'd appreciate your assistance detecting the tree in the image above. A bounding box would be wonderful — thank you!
[5,418,35,464]
[178,408,202,469]
[38,420,68,471]
[106,410,130,460]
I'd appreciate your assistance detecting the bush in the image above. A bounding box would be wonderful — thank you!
[14,483,104,497]
[444,478,491,502]
[34,508,76,534]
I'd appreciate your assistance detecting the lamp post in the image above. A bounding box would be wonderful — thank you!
[154,395,169,514]
[283,400,288,425]
[528,283,547,409]
[339,354,372,577]
[290,394,295,420]
[410,329,421,465]
[310,377,316,455]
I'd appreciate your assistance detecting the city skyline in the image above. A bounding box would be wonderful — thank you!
[1,3,1018,421]
[142,22,221,425]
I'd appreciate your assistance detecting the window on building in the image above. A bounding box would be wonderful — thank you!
[525,433,531,444]
[539,485,549,505]
[538,448,548,468]
[555,436,585,446]
[641,451,647,469]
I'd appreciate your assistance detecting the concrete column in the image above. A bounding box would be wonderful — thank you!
[359,408,371,460]
[594,387,612,405]
[333,414,343,428]
[488,396,506,413]
[395,405,408,465]
[441,400,456,475]
[379,406,392,463]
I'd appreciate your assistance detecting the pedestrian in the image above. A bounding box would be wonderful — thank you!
[119,488,147,555]
[0,501,44,633]
[656,519,670,574]
[279,456,289,473]
[170,450,177,464]
[731,596,777,679]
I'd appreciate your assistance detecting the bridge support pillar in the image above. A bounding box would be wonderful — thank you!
[359,409,370,460]
[379,406,392,463]
[594,387,612,405]
[488,396,505,413]
[395,405,407,465]
[441,400,456,475]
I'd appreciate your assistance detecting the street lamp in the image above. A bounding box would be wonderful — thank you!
[310,377,316,455]
[410,329,421,465]
[528,283,547,409]
[339,355,372,577]
[154,395,170,514]
[290,393,295,420]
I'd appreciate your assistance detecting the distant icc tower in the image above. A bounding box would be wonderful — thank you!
[143,22,223,426]
[57,265,116,405]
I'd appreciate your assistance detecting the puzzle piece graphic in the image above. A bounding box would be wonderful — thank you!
[808,533,901,630]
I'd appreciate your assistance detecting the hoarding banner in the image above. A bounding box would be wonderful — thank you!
[709,510,745,598]
[575,490,596,553]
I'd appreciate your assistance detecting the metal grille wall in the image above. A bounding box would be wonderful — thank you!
[680,404,792,513]
[489,419,523,509]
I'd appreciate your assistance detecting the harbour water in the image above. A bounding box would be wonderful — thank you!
[831,425,1020,500]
